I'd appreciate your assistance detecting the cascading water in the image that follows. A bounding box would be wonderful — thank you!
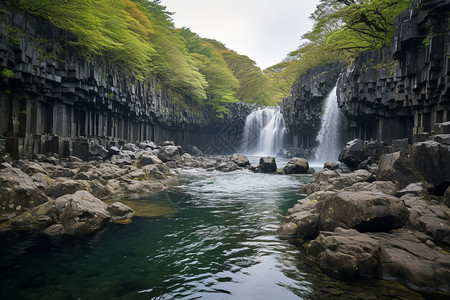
[315,86,344,162]
[241,107,287,156]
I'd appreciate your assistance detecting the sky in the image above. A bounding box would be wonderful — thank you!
[159,0,320,69]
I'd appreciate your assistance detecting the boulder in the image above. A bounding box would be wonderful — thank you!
[159,141,175,146]
[338,139,365,169]
[395,182,429,198]
[229,153,250,167]
[157,146,181,162]
[139,141,157,150]
[323,161,339,170]
[0,167,49,218]
[186,145,204,156]
[283,157,309,174]
[137,152,163,166]
[216,161,240,172]
[53,190,111,235]
[141,165,166,180]
[122,143,139,152]
[410,139,450,189]
[20,161,46,176]
[377,152,429,189]
[107,202,134,222]
[10,201,54,229]
[306,228,381,278]
[258,156,277,173]
[279,190,409,238]
[46,179,89,198]
[306,228,450,291]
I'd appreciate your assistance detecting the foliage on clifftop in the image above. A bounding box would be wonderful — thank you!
[4,0,281,117]
[267,0,412,97]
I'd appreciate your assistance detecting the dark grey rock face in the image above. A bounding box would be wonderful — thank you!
[258,156,277,173]
[338,139,365,169]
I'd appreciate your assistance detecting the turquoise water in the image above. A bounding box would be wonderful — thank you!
[0,168,434,299]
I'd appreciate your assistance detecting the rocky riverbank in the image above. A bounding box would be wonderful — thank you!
[278,131,450,293]
[1,138,315,236]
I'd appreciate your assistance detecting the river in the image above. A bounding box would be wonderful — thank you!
[0,159,430,300]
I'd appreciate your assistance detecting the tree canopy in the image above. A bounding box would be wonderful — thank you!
[266,0,412,98]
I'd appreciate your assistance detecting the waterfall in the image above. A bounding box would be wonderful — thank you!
[241,107,287,156]
[315,86,343,162]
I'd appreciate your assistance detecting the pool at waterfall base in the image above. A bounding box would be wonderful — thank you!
[0,168,440,300]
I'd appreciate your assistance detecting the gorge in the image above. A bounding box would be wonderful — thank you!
[1,0,450,299]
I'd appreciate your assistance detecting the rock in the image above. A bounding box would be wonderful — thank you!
[323,161,339,170]
[280,190,410,238]
[434,121,450,134]
[42,156,59,165]
[186,145,204,156]
[50,167,78,178]
[142,165,166,179]
[307,228,381,278]
[396,182,429,198]
[338,139,365,169]
[43,224,63,236]
[20,161,46,176]
[107,202,134,222]
[444,186,450,207]
[122,143,139,152]
[137,152,162,166]
[53,190,111,235]
[68,156,83,163]
[343,181,399,196]
[377,152,429,189]
[229,153,250,167]
[402,194,450,246]
[157,146,181,162]
[139,141,157,150]
[216,161,240,172]
[258,156,277,173]
[159,141,175,146]
[10,201,54,229]
[107,146,121,159]
[0,167,49,217]
[283,157,309,174]
[46,179,89,198]
[123,181,165,195]
[306,228,450,291]
[410,139,450,189]
[111,154,132,166]
[31,173,50,190]
[277,222,299,237]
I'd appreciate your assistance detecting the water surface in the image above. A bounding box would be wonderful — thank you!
[0,168,431,299]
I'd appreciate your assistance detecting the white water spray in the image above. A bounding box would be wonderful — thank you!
[241,107,287,156]
[315,86,343,162]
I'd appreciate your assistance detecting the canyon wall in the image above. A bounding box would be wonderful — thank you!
[0,8,251,159]
[338,0,450,142]
[282,0,450,156]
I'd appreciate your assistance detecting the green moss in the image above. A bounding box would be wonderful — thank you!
[1,68,14,78]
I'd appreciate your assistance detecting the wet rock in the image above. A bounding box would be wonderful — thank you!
[0,167,49,217]
[52,190,111,235]
[283,157,309,174]
[280,190,409,238]
[306,228,450,291]
[258,156,277,173]
[323,161,339,170]
[10,201,54,229]
[216,161,240,172]
[157,146,181,162]
[277,222,299,237]
[229,153,250,167]
[377,152,429,189]
[338,139,365,169]
[410,139,450,188]
[307,228,381,278]
[107,202,134,222]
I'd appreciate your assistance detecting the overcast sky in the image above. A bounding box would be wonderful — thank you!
[159,0,320,69]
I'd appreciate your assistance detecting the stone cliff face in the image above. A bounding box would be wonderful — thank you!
[338,0,450,142]
[281,61,343,154]
[283,0,450,153]
[0,8,252,158]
